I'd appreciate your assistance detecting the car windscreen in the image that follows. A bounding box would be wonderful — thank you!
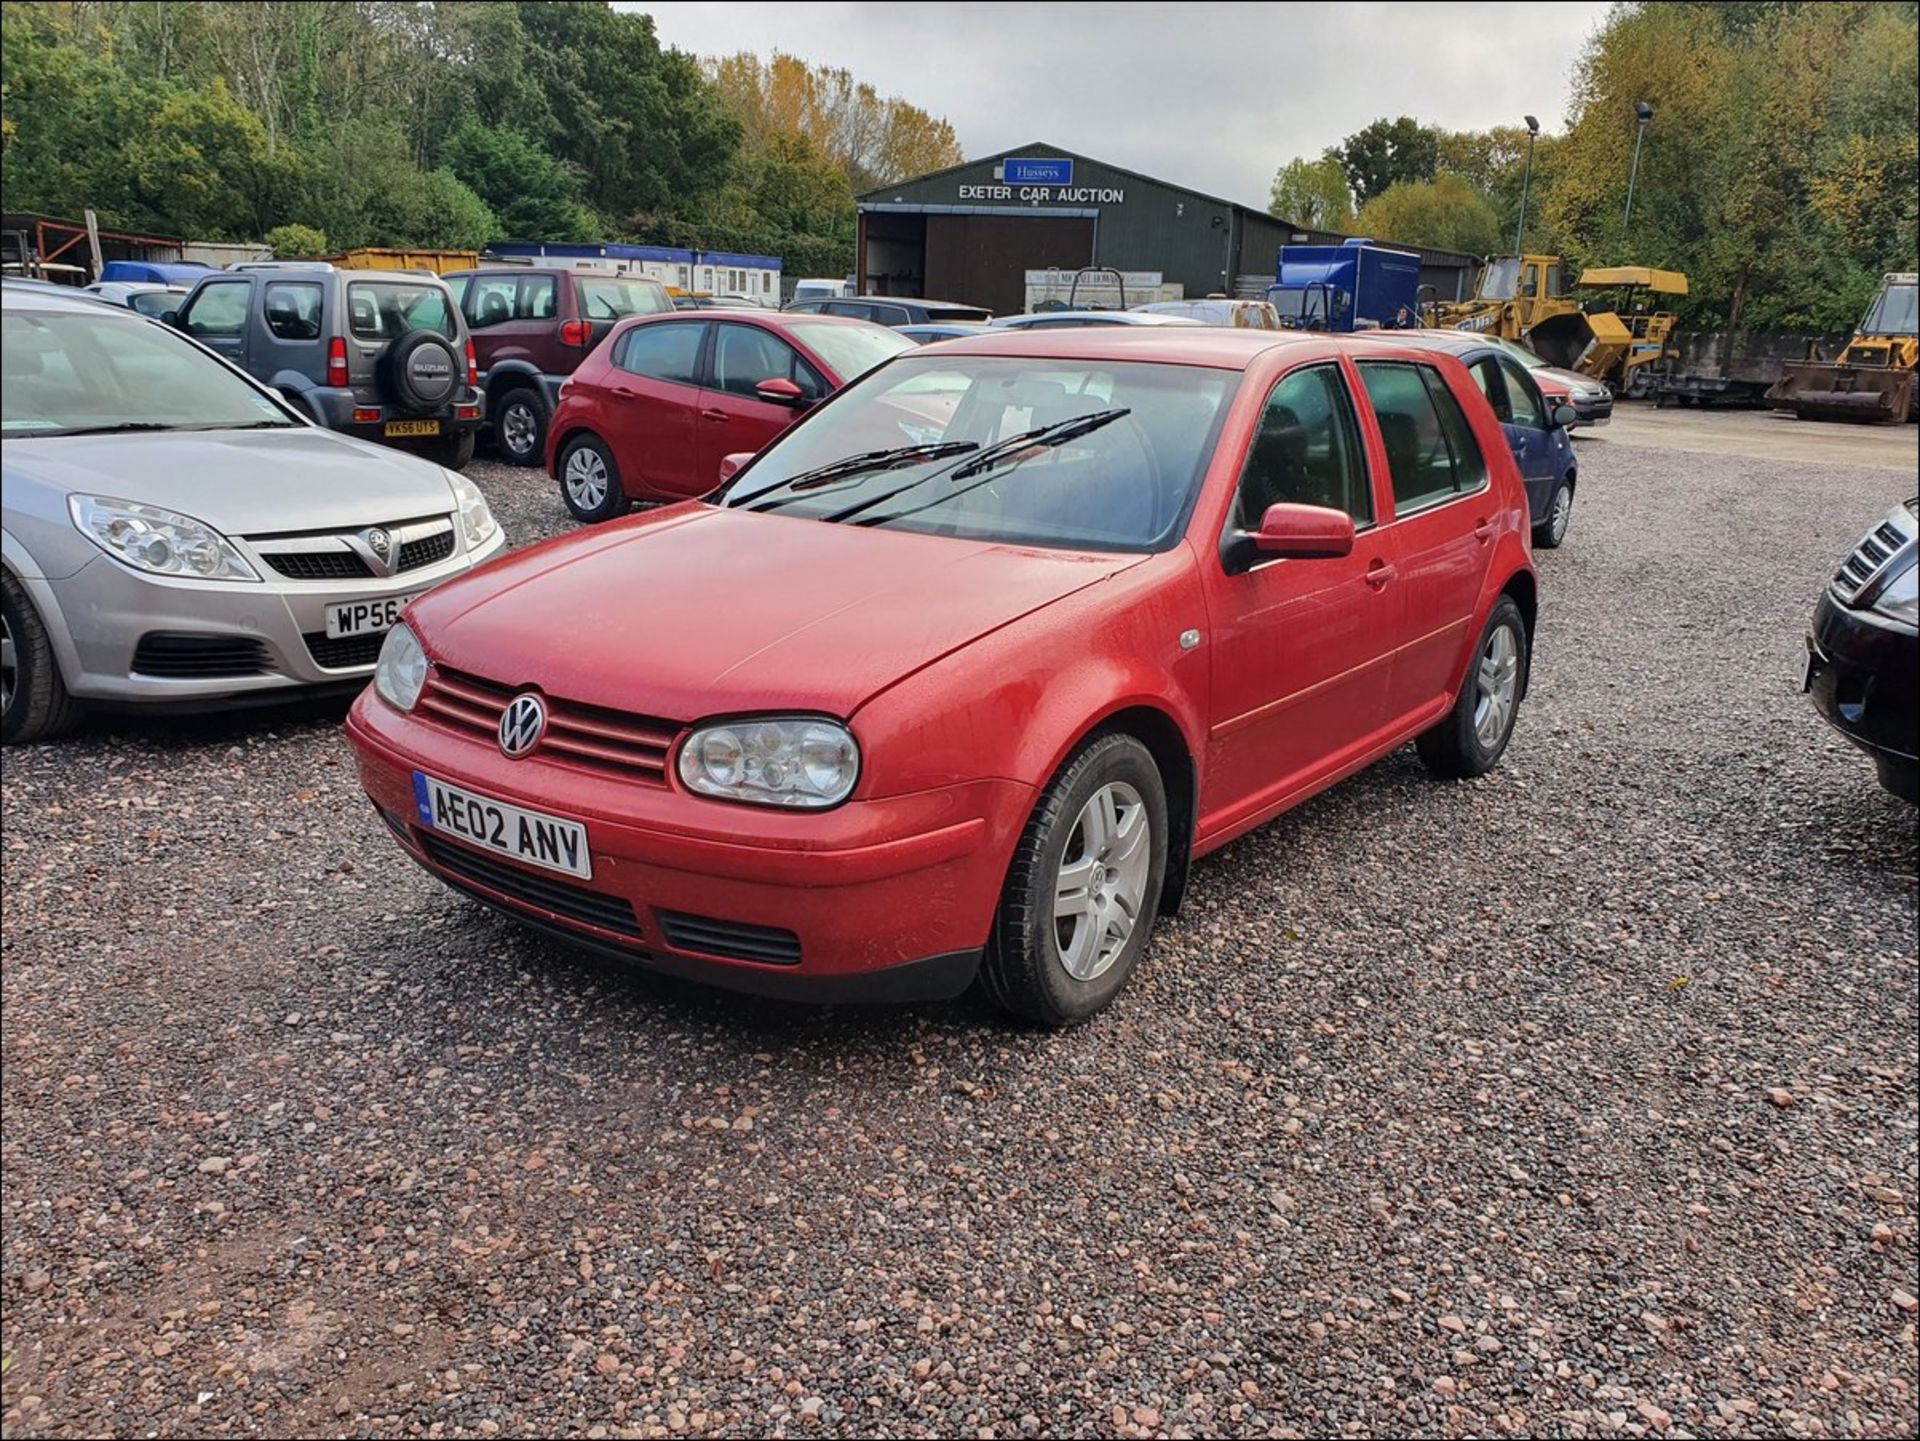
[1487,335,1548,369]
[128,291,182,318]
[577,277,673,320]
[720,355,1239,554]
[346,282,455,340]
[1,308,298,437]
[782,319,916,381]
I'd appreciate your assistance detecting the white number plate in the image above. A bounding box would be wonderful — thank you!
[412,773,593,880]
[326,593,424,639]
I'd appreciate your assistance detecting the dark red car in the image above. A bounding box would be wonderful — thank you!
[543,311,916,521]
[444,267,675,468]
[352,329,1538,1025]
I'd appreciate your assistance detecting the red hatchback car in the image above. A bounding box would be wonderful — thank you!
[352,329,1538,1025]
[545,310,917,521]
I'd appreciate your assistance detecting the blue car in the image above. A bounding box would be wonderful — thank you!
[1355,330,1580,549]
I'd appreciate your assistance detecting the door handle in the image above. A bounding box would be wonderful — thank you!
[1365,559,1395,590]
[1474,518,1495,544]
[701,408,729,422]
[611,385,636,398]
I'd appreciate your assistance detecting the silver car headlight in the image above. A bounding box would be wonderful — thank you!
[374,623,430,711]
[68,495,258,582]
[447,470,499,550]
[678,716,860,807]
[1873,562,1918,625]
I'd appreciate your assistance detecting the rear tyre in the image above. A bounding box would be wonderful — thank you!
[980,733,1167,1027]
[494,385,549,468]
[1416,595,1528,780]
[558,434,626,524]
[2,572,83,746]
[1532,479,1572,549]
[419,429,476,471]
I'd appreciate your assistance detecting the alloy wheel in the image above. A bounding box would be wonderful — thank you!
[1052,781,1152,982]
[564,448,609,511]
[1549,485,1572,544]
[501,400,538,459]
[1473,623,1520,750]
[0,609,14,716]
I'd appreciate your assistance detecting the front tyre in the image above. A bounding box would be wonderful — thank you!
[981,733,1167,1026]
[2,572,82,745]
[558,434,626,523]
[1416,595,1528,780]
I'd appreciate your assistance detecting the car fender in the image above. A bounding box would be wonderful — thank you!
[483,358,543,394]
[1,534,87,690]
[268,371,324,419]
[1449,535,1539,701]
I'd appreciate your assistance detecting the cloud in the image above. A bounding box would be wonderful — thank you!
[626,0,1612,203]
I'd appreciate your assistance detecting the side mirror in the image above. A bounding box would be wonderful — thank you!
[166,310,189,330]
[1551,402,1579,429]
[717,451,755,484]
[754,377,807,406]
[1251,502,1355,559]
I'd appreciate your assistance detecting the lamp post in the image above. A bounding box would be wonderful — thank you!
[1623,100,1653,231]
[1514,115,1540,255]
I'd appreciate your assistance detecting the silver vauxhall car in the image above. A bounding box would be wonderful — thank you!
[1,282,508,743]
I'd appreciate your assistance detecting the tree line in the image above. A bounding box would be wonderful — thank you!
[1267,1,1918,331]
[0,2,963,276]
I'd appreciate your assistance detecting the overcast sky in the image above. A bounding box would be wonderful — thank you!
[629,1,1614,203]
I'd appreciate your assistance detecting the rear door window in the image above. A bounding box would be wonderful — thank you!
[464,276,519,329]
[1466,355,1513,423]
[262,282,323,341]
[614,322,705,386]
[710,323,822,399]
[1356,361,1487,512]
[181,280,250,338]
[347,282,455,340]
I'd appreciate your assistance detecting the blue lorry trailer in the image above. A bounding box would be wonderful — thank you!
[1269,238,1422,331]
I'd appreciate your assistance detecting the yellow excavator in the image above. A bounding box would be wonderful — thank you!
[1765,272,1918,424]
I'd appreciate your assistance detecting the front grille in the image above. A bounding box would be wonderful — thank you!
[658,910,802,965]
[303,631,385,670]
[417,830,642,938]
[132,632,272,679]
[398,530,456,571]
[416,667,678,783]
[1833,520,1910,603]
[263,551,372,580]
[253,517,455,580]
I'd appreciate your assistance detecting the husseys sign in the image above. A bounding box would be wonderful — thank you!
[957,157,1124,205]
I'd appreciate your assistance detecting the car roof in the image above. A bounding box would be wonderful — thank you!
[1,280,137,315]
[626,308,889,333]
[915,326,1409,369]
[993,310,1206,326]
[1342,327,1495,356]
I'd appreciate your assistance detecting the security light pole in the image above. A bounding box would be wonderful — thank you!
[1623,101,1653,230]
[1514,115,1540,254]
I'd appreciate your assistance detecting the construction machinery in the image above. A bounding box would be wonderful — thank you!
[1427,253,1596,368]
[1765,272,1919,424]
[1570,266,1688,395]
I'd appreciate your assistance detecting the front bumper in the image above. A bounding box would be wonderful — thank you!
[34,529,508,704]
[1806,589,1918,801]
[1568,393,1613,427]
[345,693,1036,1002]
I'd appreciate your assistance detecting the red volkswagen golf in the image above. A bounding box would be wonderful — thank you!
[351,329,1538,1025]
[545,310,917,521]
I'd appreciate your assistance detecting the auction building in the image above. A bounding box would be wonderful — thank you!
[857,142,1477,317]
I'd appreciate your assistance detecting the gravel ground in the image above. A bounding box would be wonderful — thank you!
[3,436,1916,1439]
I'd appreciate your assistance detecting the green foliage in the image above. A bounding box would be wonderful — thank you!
[264,223,327,258]
[439,119,599,243]
[1269,155,1354,230]
[1334,116,1439,206]
[1357,175,1503,257]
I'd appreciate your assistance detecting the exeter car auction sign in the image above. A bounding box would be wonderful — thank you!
[959,157,1124,205]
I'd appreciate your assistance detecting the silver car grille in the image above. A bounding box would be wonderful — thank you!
[246,516,456,581]
[1831,518,1911,605]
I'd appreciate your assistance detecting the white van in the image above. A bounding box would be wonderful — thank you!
[1133,298,1282,329]
[791,277,853,303]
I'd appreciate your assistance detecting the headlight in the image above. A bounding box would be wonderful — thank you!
[68,495,258,581]
[374,623,430,711]
[447,471,499,549]
[1873,562,1918,625]
[677,716,860,807]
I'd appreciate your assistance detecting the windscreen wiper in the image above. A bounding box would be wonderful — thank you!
[820,408,1133,526]
[741,441,978,512]
[50,422,188,437]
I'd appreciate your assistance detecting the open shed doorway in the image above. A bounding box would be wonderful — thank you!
[861,211,1095,317]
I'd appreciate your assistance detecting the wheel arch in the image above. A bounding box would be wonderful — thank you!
[1069,703,1198,916]
[1500,568,1538,700]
